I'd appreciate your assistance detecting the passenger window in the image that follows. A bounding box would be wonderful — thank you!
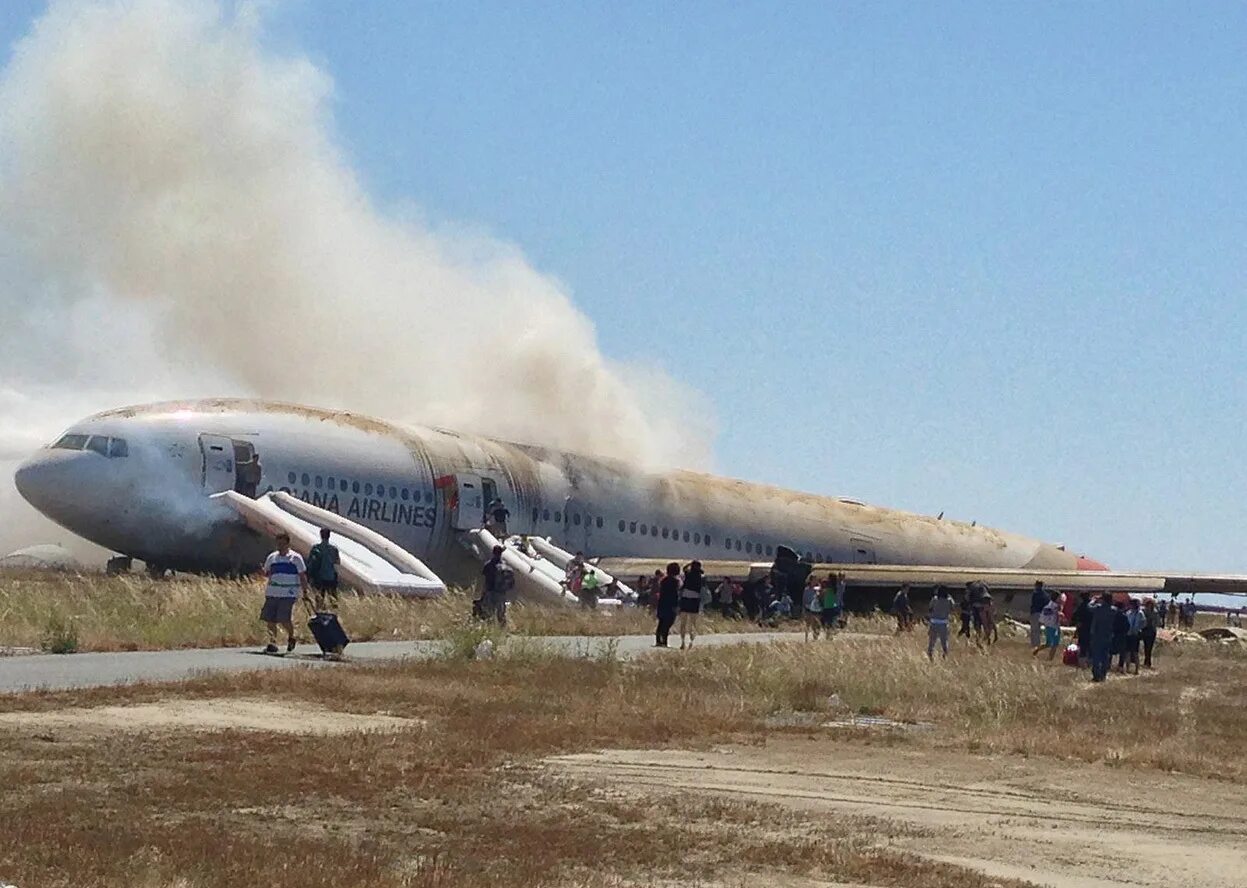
[315,476,323,489]
[532,507,540,522]
[683,531,690,543]
[376,482,385,497]
[365,483,373,495]
[327,477,335,490]
[554,511,561,522]
[705,536,712,547]
[340,480,348,492]
[596,516,603,528]
[302,473,311,486]
[425,491,434,503]
[107,438,129,458]
[745,542,753,554]
[662,528,669,539]
[52,433,89,451]
[401,489,409,501]
[735,540,742,552]
[86,436,110,456]
[618,520,625,532]
[352,481,360,494]
[573,513,581,526]
[288,472,297,484]
[694,532,701,544]
[650,525,657,537]
[629,521,637,533]
[641,524,648,536]
[390,487,398,499]
[543,509,551,521]
[725,538,732,550]
[766,545,773,557]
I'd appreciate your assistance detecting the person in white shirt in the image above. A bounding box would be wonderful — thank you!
[260,533,308,654]
[1032,589,1064,661]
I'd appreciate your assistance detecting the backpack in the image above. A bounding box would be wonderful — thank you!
[496,565,515,594]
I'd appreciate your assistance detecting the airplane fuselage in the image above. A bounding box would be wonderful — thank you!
[15,399,1095,579]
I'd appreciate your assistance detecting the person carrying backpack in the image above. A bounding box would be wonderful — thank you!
[480,546,510,626]
[306,528,341,612]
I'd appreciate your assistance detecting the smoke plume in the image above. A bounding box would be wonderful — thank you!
[0,0,713,558]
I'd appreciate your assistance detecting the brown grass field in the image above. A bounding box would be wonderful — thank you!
[2,606,1245,887]
[0,568,789,653]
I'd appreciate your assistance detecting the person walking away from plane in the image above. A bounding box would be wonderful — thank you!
[717,576,738,617]
[979,592,998,645]
[1089,592,1116,682]
[260,532,307,654]
[892,584,913,633]
[1140,598,1159,670]
[655,562,680,647]
[484,497,510,539]
[581,568,601,609]
[306,528,341,612]
[1072,592,1093,668]
[957,590,973,639]
[1112,597,1131,673]
[820,572,842,636]
[1123,598,1145,674]
[1028,581,1048,649]
[565,551,586,600]
[802,575,822,641]
[649,570,664,610]
[678,560,705,649]
[927,585,952,660]
[480,545,508,626]
[1033,589,1063,660]
[1157,597,1169,629]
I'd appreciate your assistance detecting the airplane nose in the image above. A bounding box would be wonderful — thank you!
[13,450,92,521]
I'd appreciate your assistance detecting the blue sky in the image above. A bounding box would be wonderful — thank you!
[4,1,1245,571]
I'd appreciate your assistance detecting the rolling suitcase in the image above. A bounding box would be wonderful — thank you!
[308,611,350,658]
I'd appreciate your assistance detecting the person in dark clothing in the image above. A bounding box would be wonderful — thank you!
[1072,592,1093,668]
[678,560,706,649]
[957,592,973,639]
[479,545,508,625]
[655,561,680,647]
[1089,592,1116,682]
[484,498,510,538]
[1028,581,1048,648]
[1141,598,1159,669]
[741,580,760,619]
[306,528,341,611]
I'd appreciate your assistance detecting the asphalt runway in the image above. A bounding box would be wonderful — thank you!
[0,631,796,694]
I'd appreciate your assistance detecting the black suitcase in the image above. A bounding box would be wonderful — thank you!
[307,611,349,657]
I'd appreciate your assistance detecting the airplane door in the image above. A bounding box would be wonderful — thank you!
[452,473,484,531]
[199,434,236,494]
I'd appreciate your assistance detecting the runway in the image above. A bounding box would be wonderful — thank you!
[0,631,796,693]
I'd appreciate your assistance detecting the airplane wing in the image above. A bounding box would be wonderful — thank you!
[595,557,1247,598]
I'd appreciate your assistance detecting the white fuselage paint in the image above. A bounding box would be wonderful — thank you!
[14,399,1087,578]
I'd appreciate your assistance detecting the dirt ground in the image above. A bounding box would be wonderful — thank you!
[550,738,1247,888]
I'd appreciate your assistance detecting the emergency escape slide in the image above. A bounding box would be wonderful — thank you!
[215,490,446,597]
[461,528,632,607]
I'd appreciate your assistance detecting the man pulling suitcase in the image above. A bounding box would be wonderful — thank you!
[306,528,349,659]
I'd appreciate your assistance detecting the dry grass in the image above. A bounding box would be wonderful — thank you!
[2,625,1245,885]
[0,569,780,652]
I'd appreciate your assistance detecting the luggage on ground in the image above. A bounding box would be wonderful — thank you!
[308,611,350,657]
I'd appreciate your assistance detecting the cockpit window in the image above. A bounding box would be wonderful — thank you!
[53,433,90,451]
[54,433,129,457]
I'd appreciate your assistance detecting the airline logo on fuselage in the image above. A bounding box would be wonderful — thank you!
[264,484,436,529]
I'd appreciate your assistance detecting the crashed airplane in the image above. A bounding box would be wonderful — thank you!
[13,399,1247,606]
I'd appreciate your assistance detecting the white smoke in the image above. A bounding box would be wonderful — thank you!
[0,0,713,558]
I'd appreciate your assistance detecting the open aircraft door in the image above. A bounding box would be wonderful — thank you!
[450,473,485,531]
[199,434,236,494]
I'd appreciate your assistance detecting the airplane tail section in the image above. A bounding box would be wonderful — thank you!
[215,490,446,597]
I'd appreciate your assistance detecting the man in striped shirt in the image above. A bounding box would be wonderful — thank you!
[260,532,308,654]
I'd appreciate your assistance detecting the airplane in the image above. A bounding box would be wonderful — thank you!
[13,398,1247,608]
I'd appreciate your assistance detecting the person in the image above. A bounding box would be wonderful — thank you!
[655,562,680,647]
[967,581,989,643]
[649,570,664,610]
[1140,598,1159,670]
[581,568,601,609]
[678,560,705,649]
[892,584,912,633]
[820,572,842,635]
[1112,597,1130,674]
[1072,591,1093,668]
[927,585,952,660]
[1157,597,1169,629]
[979,592,998,645]
[742,577,763,621]
[957,591,973,639]
[480,545,509,626]
[802,575,822,641]
[260,532,307,654]
[1089,591,1116,682]
[1033,589,1063,660]
[565,551,586,599]
[484,497,510,538]
[1122,598,1145,674]
[1183,597,1198,629]
[305,527,341,611]
[717,577,737,616]
[1028,581,1048,649]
